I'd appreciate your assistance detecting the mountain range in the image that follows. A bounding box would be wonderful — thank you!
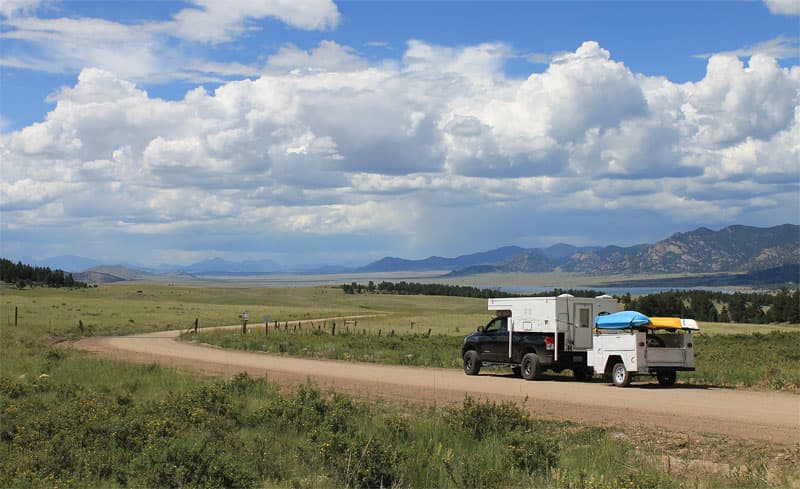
[368,224,798,276]
[17,224,800,283]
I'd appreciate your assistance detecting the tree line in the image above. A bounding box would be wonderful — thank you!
[342,281,799,324]
[341,281,604,299]
[0,258,87,288]
[619,289,799,324]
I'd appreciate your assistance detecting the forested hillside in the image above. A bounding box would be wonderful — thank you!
[0,258,86,288]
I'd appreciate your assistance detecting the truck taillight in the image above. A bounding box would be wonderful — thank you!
[638,342,645,347]
[544,335,554,345]
[687,342,692,348]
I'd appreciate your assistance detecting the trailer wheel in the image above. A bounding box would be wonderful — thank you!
[611,362,631,387]
[463,350,481,376]
[656,371,676,387]
[512,366,522,378]
[520,353,542,381]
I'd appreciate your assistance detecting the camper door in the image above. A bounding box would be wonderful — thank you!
[572,302,594,350]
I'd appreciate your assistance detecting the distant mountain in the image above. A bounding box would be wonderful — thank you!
[425,224,800,278]
[563,224,799,274]
[357,246,526,272]
[538,243,601,262]
[183,258,281,274]
[74,265,152,284]
[32,255,104,273]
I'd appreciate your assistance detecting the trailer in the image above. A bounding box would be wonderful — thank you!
[587,312,698,387]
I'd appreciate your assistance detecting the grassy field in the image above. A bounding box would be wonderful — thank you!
[2,283,799,488]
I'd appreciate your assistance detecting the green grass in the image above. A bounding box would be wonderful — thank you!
[2,283,798,488]
[684,331,800,389]
[4,368,793,489]
[1,283,487,338]
[189,328,466,368]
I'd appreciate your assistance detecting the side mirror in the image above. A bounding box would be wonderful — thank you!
[477,326,484,333]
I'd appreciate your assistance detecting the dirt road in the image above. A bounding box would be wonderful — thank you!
[72,328,800,445]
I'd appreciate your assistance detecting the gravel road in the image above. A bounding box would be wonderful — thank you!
[72,327,800,445]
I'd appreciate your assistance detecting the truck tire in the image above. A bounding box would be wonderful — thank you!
[611,362,631,387]
[463,350,481,376]
[656,371,676,387]
[520,353,542,381]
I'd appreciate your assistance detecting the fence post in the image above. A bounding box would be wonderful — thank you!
[79,319,84,336]
[378,329,381,337]
[427,328,432,337]
[331,322,336,336]
[14,306,18,326]
[194,318,198,334]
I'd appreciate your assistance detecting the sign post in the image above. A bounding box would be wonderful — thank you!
[241,311,249,334]
[263,315,270,336]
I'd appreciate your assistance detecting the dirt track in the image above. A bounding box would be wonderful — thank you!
[72,327,800,445]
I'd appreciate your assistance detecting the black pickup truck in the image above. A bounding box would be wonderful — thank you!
[460,316,592,380]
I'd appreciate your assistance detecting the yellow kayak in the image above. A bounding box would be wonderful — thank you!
[648,317,700,330]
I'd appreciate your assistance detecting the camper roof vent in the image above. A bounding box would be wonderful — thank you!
[557,293,574,298]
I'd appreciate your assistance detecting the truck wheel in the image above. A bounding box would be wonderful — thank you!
[611,362,631,387]
[512,366,522,378]
[656,371,676,387]
[520,353,542,381]
[573,366,593,381]
[463,350,481,376]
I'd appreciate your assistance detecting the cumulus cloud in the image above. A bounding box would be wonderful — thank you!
[1,39,798,262]
[764,0,800,15]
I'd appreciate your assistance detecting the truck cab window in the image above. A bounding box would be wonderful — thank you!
[485,317,508,333]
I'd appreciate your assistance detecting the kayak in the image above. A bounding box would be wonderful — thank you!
[649,317,700,330]
[595,311,651,329]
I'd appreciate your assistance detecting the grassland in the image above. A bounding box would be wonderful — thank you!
[2,283,798,488]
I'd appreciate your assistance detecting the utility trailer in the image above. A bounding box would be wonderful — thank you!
[587,312,698,387]
[461,294,618,380]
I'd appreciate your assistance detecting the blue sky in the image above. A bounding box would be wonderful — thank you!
[1,0,798,267]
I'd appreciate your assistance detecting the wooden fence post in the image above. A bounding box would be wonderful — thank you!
[79,319,84,336]
[194,318,198,334]
[427,328,432,337]
[14,306,18,326]
[331,322,336,336]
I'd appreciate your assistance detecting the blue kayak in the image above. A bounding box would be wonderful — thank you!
[595,311,651,329]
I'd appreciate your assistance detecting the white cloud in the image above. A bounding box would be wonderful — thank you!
[683,54,799,147]
[694,35,800,60]
[1,40,798,262]
[170,0,340,43]
[0,0,50,17]
[0,0,341,82]
[764,0,800,15]
[267,41,368,72]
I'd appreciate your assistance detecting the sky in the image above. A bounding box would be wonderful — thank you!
[1,0,799,267]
